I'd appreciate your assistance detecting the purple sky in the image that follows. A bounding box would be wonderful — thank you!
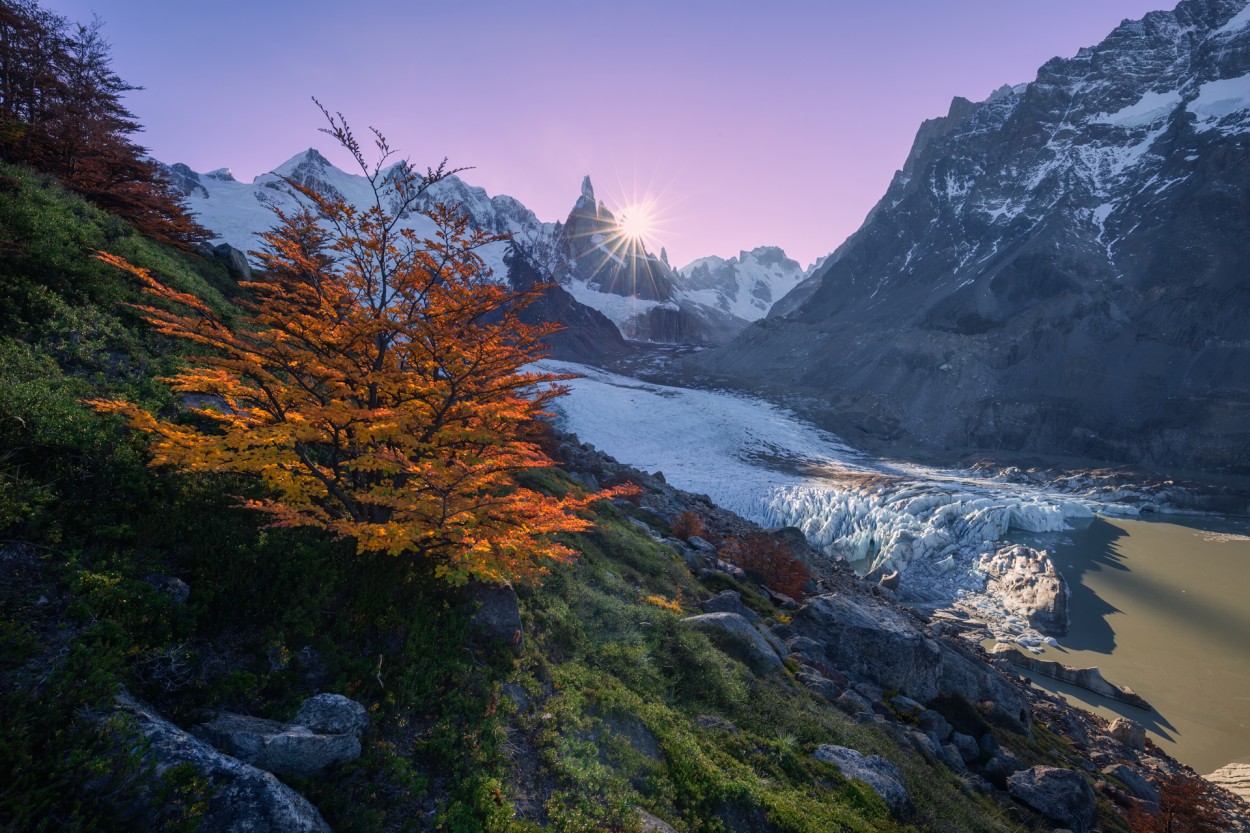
[47,0,1168,267]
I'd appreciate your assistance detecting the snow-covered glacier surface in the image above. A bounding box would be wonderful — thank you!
[547,361,1118,612]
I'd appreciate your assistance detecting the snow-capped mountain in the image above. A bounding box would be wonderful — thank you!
[167,154,819,352]
[693,0,1250,476]
[165,148,545,280]
[677,247,811,321]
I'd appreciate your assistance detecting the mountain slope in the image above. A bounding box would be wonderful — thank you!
[692,0,1250,476]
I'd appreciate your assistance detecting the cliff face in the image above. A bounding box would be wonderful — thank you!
[695,0,1250,475]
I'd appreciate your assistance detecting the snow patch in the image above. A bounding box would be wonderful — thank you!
[1094,89,1181,128]
[1188,72,1250,134]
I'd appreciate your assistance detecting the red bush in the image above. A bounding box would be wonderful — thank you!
[671,510,705,541]
[722,532,811,601]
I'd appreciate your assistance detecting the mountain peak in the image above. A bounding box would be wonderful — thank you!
[273,147,333,177]
[580,175,595,202]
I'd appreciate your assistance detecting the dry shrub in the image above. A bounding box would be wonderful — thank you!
[722,532,811,601]
[1124,771,1224,833]
[670,510,705,541]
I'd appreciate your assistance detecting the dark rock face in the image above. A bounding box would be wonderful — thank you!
[115,695,331,832]
[559,177,675,302]
[505,245,633,362]
[692,0,1250,476]
[1007,766,1096,832]
[791,593,1030,726]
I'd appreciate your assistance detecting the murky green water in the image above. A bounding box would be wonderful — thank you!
[1013,515,1250,775]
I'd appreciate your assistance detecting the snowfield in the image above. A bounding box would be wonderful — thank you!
[547,360,1133,642]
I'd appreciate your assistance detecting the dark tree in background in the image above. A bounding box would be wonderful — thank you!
[0,0,205,247]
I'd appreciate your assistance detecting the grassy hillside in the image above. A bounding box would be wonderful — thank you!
[0,164,1133,833]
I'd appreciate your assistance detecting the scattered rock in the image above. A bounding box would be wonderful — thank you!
[879,570,901,592]
[889,695,924,719]
[1007,766,1096,833]
[114,694,330,832]
[836,690,874,716]
[699,589,761,623]
[687,536,717,554]
[917,709,953,742]
[212,243,253,282]
[952,732,981,763]
[813,744,909,808]
[468,581,524,654]
[683,612,783,674]
[983,752,1026,789]
[796,670,842,701]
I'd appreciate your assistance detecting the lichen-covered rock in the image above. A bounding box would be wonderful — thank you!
[1102,763,1159,807]
[193,713,360,779]
[1007,766,1096,833]
[115,694,330,832]
[813,744,908,808]
[683,612,783,674]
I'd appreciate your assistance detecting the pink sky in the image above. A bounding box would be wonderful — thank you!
[48,0,1169,267]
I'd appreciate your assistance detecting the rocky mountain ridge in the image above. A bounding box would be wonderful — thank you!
[693,0,1250,478]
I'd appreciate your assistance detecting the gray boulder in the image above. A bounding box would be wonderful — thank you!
[115,694,330,832]
[982,545,1070,635]
[468,580,524,654]
[687,535,717,554]
[699,589,761,624]
[951,732,980,763]
[683,612,783,674]
[1007,766,1096,833]
[813,744,908,808]
[1102,764,1159,807]
[835,690,874,716]
[212,243,253,282]
[917,709,952,742]
[193,714,360,779]
[1107,717,1147,750]
[293,693,370,737]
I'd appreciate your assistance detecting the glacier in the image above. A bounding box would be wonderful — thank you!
[547,360,1135,644]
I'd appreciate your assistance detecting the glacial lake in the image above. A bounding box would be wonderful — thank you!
[1014,515,1250,775]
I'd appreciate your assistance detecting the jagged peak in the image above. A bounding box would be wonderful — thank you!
[580,175,595,202]
[205,168,235,182]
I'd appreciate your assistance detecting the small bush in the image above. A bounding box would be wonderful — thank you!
[670,510,705,541]
[721,532,812,601]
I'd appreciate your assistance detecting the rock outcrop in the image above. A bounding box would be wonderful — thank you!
[1207,762,1250,802]
[1007,766,1096,833]
[115,694,331,832]
[192,693,369,779]
[812,744,909,808]
[791,593,1030,727]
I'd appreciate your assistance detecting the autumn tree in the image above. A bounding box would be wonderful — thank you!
[721,531,812,601]
[0,1,204,247]
[91,107,622,585]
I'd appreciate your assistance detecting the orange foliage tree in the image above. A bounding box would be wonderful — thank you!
[90,107,622,585]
